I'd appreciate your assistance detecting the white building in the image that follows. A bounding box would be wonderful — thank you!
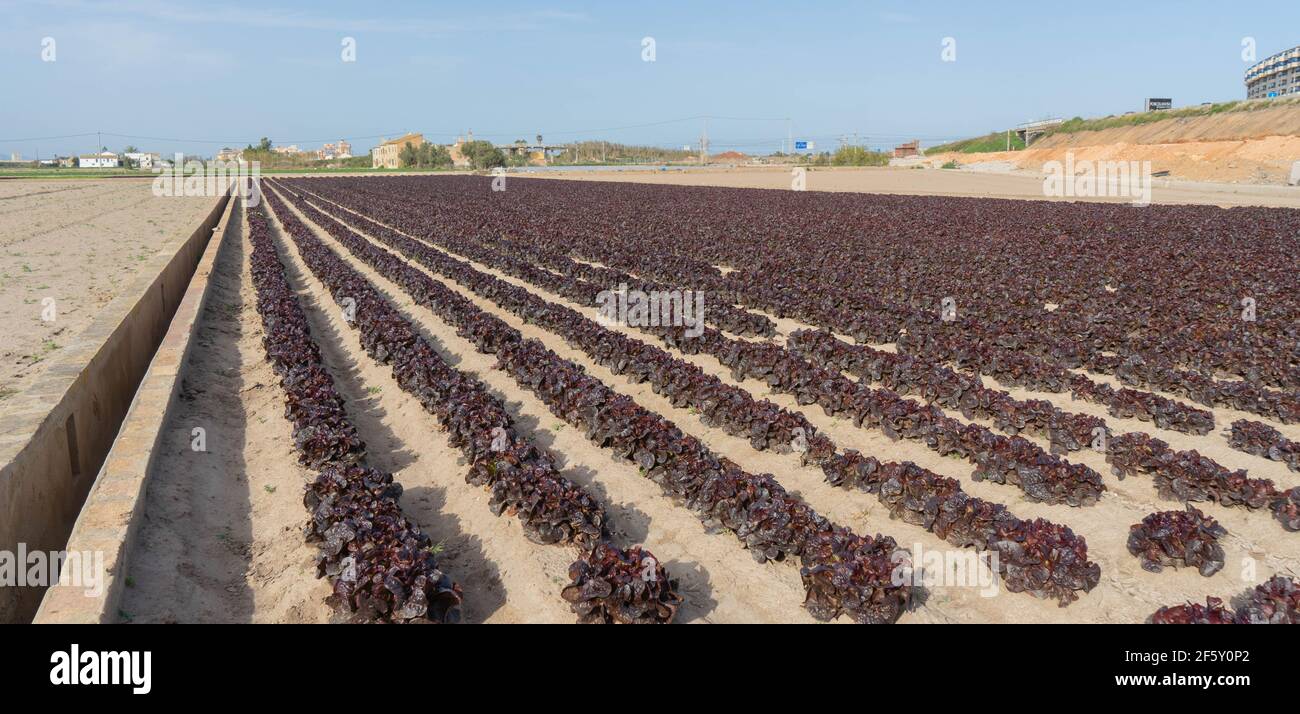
[124,152,161,169]
[79,152,120,168]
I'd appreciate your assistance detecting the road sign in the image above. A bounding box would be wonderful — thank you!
[793,140,814,152]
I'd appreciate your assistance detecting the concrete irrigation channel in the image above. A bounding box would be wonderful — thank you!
[0,185,232,623]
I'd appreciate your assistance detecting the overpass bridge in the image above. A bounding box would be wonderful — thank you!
[1015,118,1064,146]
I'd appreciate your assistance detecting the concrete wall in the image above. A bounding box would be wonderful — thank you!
[34,197,239,623]
[0,188,232,623]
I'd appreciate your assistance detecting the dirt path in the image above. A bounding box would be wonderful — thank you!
[121,202,332,624]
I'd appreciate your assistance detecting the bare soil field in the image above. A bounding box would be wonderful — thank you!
[0,180,219,401]
[517,165,1300,209]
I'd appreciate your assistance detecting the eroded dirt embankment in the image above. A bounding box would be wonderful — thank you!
[940,102,1300,184]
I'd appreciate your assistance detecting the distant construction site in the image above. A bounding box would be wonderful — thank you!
[927,98,1300,185]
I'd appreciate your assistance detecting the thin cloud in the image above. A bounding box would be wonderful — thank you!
[879,11,918,24]
[25,0,589,35]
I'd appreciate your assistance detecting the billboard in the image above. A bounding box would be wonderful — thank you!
[1145,97,1173,111]
[793,140,815,152]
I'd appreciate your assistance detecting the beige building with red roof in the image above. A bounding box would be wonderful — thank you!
[372,133,427,168]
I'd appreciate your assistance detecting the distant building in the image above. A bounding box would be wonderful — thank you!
[448,131,477,167]
[58,156,76,168]
[317,140,353,160]
[449,139,469,167]
[372,133,426,169]
[79,152,120,168]
[1246,44,1300,99]
[893,140,920,158]
[124,152,161,169]
[498,137,556,166]
[9,152,20,162]
[271,145,301,155]
[216,147,242,162]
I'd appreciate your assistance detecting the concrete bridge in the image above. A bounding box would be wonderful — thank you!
[1015,118,1064,146]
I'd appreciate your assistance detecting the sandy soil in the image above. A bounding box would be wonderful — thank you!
[289,190,1300,623]
[111,174,1300,623]
[121,202,332,624]
[266,187,817,623]
[926,102,1300,186]
[933,136,1300,187]
[0,179,218,401]
[515,165,1300,209]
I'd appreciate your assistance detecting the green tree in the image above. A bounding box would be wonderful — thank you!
[831,145,890,167]
[420,143,452,168]
[459,140,506,169]
[399,142,454,169]
[398,141,418,168]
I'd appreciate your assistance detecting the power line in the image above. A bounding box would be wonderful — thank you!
[0,132,98,143]
[1,121,971,155]
[1,116,796,147]
[99,131,413,146]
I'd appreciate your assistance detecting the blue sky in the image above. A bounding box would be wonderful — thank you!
[1,0,1297,158]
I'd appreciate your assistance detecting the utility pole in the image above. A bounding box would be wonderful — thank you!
[786,118,792,155]
[1006,129,1010,151]
[700,117,709,164]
